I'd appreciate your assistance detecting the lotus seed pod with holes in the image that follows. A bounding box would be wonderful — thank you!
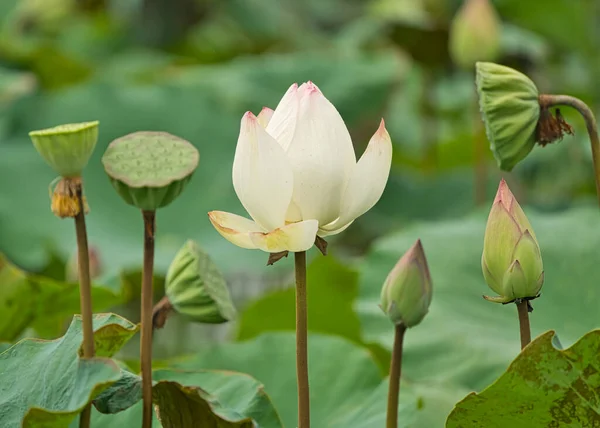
[449,0,501,69]
[165,240,236,324]
[476,62,540,171]
[380,240,433,328]
[29,121,99,177]
[101,131,199,211]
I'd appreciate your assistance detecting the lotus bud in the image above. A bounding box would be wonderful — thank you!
[482,179,544,304]
[476,62,542,171]
[449,0,501,69]
[380,240,433,328]
[165,240,236,324]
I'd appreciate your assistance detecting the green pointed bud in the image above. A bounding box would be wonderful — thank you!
[29,121,99,177]
[380,239,433,328]
[165,240,236,324]
[482,179,544,304]
[101,131,199,211]
[449,0,502,69]
[476,62,540,171]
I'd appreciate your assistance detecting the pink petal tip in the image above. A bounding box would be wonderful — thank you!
[304,81,321,94]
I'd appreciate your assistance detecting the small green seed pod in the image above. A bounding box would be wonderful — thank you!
[476,62,540,171]
[29,121,99,177]
[101,131,199,211]
[165,240,236,324]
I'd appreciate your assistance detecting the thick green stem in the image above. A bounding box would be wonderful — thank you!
[539,94,600,207]
[74,185,94,428]
[386,323,407,428]
[516,300,531,350]
[295,251,310,428]
[141,210,156,428]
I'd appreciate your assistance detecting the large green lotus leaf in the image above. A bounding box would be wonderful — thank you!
[494,0,595,53]
[90,369,283,428]
[173,332,382,427]
[0,253,122,341]
[0,313,138,427]
[357,205,600,391]
[330,378,469,428]
[173,331,465,426]
[446,329,600,427]
[236,255,362,343]
[0,50,405,279]
[353,169,503,245]
[235,254,391,370]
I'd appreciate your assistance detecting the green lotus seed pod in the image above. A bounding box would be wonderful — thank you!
[29,121,99,177]
[476,62,540,171]
[380,239,433,328]
[449,0,501,69]
[102,131,199,211]
[165,240,236,324]
[482,179,544,304]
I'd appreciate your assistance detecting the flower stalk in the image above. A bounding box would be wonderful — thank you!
[538,94,600,207]
[516,300,532,349]
[28,122,100,428]
[386,323,407,428]
[295,251,310,428]
[101,131,199,428]
[474,96,487,206]
[380,240,432,428]
[74,183,95,428]
[141,210,156,428]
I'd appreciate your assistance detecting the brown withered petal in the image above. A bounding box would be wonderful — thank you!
[535,107,574,146]
[314,236,328,256]
[267,251,289,266]
[152,295,173,331]
[50,177,89,219]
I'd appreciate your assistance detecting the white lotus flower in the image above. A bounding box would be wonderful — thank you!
[208,81,393,253]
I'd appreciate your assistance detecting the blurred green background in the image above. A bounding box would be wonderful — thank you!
[1,0,600,426]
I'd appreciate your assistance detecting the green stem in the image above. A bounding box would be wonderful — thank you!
[516,300,531,350]
[386,323,407,428]
[539,94,600,207]
[474,93,487,206]
[74,184,94,428]
[295,251,310,428]
[141,210,156,428]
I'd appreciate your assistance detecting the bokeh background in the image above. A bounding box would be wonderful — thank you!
[1,0,600,426]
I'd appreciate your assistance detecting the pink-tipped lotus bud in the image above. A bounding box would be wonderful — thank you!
[482,179,544,303]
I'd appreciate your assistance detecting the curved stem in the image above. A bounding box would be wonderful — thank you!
[539,94,600,206]
[516,301,531,350]
[74,185,94,428]
[295,251,310,428]
[141,210,156,428]
[386,323,407,428]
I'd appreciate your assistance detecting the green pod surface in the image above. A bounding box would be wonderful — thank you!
[101,131,199,210]
[476,62,540,171]
[166,240,236,324]
[29,121,99,177]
